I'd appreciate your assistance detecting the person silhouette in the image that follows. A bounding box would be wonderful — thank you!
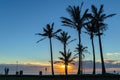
[4,67,9,75]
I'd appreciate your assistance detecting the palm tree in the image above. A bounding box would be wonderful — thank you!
[54,50,77,75]
[36,23,61,75]
[61,2,89,75]
[74,44,89,74]
[84,23,96,74]
[55,31,76,75]
[74,44,89,58]
[89,5,116,74]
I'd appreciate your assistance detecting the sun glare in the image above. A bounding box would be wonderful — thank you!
[60,64,71,69]
[54,64,76,74]
[61,65,65,68]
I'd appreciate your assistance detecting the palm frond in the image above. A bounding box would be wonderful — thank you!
[46,24,51,30]
[35,33,42,36]
[61,17,76,29]
[79,2,84,12]
[86,13,94,19]
[52,22,54,28]
[98,5,104,16]
[67,5,80,25]
[55,35,63,42]
[83,31,89,35]
[53,29,62,36]
[81,9,89,21]
[100,14,106,20]
[67,5,76,20]
[35,33,40,35]
[67,50,72,60]
[46,23,53,34]
[67,39,76,45]
[70,56,77,62]
[43,27,48,33]
[104,14,116,19]
[59,57,65,61]
[82,54,85,59]
[91,5,97,16]
[98,23,108,32]
[36,33,48,36]
[36,37,46,43]
[59,51,65,57]
[61,17,74,23]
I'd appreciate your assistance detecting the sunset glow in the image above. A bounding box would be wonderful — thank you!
[60,65,71,69]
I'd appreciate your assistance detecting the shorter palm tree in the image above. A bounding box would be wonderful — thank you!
[55,31,76,75]
[36,23,61,75]
[54,50,77,75]
[74,44,89,74]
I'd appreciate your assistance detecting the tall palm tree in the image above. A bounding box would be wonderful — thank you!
[36,23,61,75]
[84,23,96,74]
[54,50,76,75]
[55,31,76,75]
[61,2,89,75]
[89,5,116,74]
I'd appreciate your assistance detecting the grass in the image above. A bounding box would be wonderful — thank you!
[0,74,120,80]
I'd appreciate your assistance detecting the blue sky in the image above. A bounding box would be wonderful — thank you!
[0,0,120,72]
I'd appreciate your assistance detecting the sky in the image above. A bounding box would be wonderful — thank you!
[0,0,120,75]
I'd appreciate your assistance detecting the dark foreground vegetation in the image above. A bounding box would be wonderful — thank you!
[0,74,120,80]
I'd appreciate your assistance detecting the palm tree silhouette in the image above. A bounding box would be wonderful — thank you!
[36,23,61,75]
[74,44,89,74]
[55,31,76,75]
[74,44,89,59]
[54,50,77,75]
[84,23,96,74]
[61,2,89,75]
[89,5,116,74]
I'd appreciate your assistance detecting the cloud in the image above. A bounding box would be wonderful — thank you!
[106,52,120,56]
[104,58,120,64]
[21,61,50,66]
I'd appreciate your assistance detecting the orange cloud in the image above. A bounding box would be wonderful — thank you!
[21,61,50,66]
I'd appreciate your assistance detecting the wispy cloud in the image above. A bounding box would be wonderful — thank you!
[106,52,120,56]
[21,61,50,66]
[104,58,120,64]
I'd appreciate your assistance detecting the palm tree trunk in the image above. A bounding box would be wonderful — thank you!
[98,30,106,74]
[49,38,54,75]
[91,35,96,74]
[64,44,68,75]
[65,64,68,75]
[77,30,82,75]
